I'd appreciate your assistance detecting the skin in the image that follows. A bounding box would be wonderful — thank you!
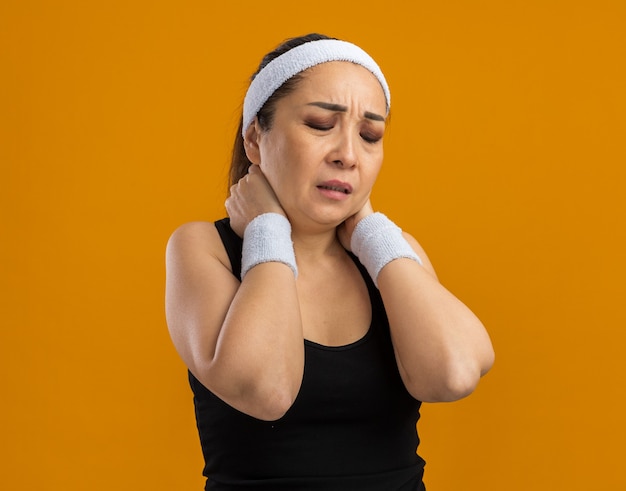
[234,62,387,239]
[165,61,495,421]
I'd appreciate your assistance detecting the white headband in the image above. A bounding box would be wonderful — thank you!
[242,39,391,137]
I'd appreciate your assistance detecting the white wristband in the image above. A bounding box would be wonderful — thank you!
[350,213,422,287]
[241,213,298,279]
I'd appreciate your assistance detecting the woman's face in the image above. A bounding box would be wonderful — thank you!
[249,61,387,230]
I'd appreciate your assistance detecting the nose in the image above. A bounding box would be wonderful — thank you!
[330,129,358,168]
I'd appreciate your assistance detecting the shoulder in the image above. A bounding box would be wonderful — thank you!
[166,220,232,273]
[168,220,219,242]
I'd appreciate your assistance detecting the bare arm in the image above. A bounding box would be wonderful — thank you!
[339,204,494,403]
[165,167,304,421]
[378,233,494,402]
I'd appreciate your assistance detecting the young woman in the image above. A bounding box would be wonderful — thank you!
[166,33,494,490]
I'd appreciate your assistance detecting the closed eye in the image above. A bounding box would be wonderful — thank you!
[305,122,333,131]
[360,132,382,144]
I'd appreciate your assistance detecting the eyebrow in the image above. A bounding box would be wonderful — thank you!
[306,101,385,122]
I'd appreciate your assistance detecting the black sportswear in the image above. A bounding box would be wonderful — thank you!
[188,218,425,490]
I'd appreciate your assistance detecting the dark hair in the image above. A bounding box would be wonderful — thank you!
[229,33,336,187]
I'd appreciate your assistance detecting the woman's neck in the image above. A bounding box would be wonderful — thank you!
[291,225,344,263]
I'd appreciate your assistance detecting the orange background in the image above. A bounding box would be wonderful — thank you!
[2,1,625,489]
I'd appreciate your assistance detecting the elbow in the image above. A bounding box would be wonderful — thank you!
[441,349,495,401]
[436,334,496,402]
[236,376,301,421]
[239,364,304,421]
[201,362,302,421]
[439,369,482,401]
[413,356,494,403]
[253,385,299,421]
[416,371,479,403]
[403,322,495,403]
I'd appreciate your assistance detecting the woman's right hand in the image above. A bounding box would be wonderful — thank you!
[225,164,286,237]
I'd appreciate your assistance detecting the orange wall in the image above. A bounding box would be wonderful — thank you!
[2,1,625,489]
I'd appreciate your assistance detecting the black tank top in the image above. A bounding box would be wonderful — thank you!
[188,218,425,490]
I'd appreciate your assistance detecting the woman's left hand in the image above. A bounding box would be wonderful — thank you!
[337,200,375,251]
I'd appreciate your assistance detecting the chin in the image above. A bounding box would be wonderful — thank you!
[292,210,344,229]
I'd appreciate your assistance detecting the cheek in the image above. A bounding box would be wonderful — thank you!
[365,153,383,183]
[258,145,297,200]
[260,137,301,181]
[258,137,283,178]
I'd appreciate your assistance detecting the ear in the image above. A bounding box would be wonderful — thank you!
[243,118,262,165]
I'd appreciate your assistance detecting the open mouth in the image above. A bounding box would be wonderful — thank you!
[317,180,353,194]
[317,184,351,194]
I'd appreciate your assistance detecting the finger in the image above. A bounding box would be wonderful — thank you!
[248,163,260,175]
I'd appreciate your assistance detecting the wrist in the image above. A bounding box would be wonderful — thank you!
[350,212,422,287]
[241,213,298,279]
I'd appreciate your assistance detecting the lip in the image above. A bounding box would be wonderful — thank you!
[316,179,353,195]
[316,180,353,201]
